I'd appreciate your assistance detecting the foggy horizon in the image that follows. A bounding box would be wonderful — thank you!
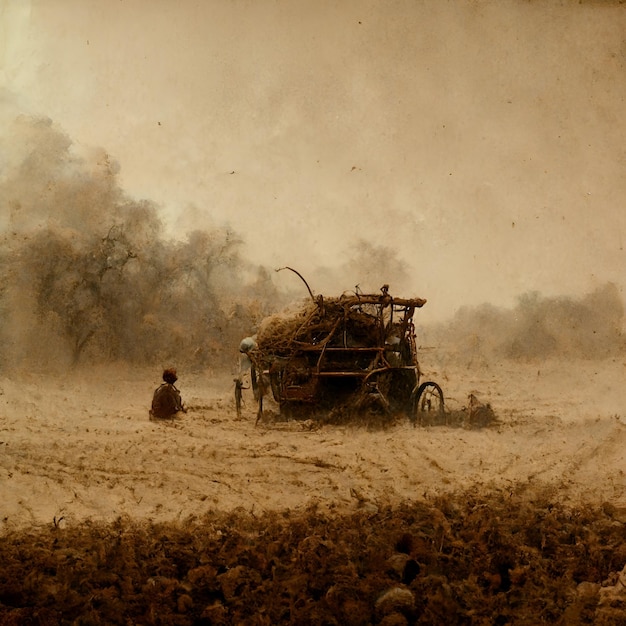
[2,0,625,326]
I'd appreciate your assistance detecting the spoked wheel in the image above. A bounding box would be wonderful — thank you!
[412,381,445,426]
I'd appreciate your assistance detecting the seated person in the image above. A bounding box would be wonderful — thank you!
[150,368,187,419]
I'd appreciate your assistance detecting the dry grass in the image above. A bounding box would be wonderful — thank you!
[1,488,625,625]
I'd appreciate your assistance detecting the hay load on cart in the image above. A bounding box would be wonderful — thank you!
[239,270,444,425]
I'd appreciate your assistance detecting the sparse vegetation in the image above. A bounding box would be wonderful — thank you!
[424,285,625,363]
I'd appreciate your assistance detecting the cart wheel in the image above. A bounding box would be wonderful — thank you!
[412,381,445,426]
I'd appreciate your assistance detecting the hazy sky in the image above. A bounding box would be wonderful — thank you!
[1,0,625,320]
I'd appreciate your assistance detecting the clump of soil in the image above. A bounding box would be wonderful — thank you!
[1,488,625,625]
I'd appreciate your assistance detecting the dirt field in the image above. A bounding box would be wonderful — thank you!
[1,356,625,624]
[1,357,625,530]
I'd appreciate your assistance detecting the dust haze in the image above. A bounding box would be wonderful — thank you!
[1,1,626,623]
[0,113,421,371]
[3,0,626,321]
[1,113,622,373]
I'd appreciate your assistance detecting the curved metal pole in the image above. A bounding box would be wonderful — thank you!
[275,266,316,303]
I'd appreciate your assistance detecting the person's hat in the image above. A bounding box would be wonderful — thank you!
[239,337,257,353]
[163,368,178,384]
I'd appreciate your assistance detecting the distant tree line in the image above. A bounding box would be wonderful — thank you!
[424,283,625,362]
[4,116,620,371]
[0,116,278,371]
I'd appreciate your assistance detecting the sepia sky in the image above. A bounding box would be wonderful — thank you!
[1,0,625,320]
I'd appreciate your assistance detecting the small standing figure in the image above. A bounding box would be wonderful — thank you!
[233,377,248,418]
[150,368,187,420]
